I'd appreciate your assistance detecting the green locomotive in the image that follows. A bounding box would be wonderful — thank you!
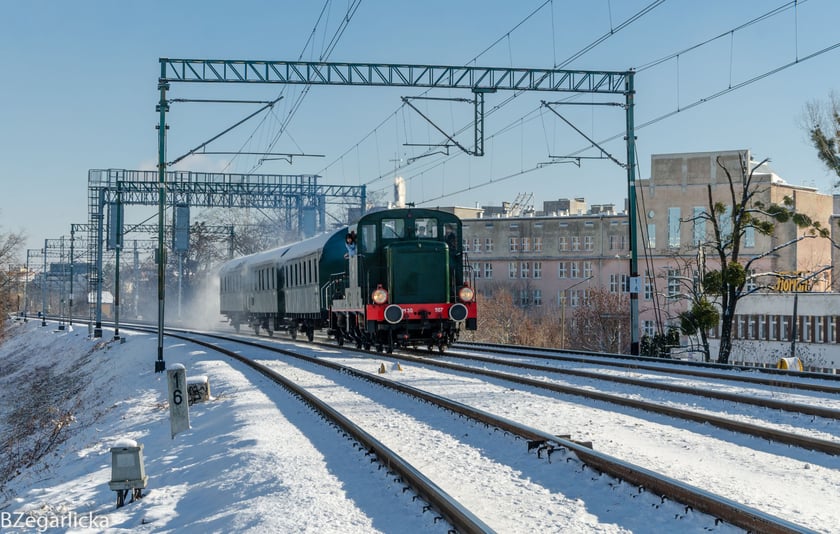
[220,207,477,353]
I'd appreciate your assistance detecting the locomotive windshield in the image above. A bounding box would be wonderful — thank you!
[382,219,405,239]
[414,218,439,238]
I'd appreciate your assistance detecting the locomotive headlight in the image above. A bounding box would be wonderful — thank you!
[372,286,389,304]
[458,286,475,302]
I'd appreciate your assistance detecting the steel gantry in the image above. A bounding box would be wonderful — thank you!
[85,169,364,339]
[24,239,73,329]
[155,58,641,371]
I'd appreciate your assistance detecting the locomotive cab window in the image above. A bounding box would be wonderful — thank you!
[444,223,460,251]
[382,219,405,239]
[360,224,377,253]
[415,218,438,238]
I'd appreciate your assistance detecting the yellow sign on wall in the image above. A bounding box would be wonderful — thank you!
[771,272,814,293]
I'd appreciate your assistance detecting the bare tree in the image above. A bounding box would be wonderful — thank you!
[566,288,629,353]
[697,155,828,364]
[467,285,525,345]
[0,224,26,335]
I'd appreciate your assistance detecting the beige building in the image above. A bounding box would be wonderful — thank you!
[458,149,840,368]
[461,210,629,309]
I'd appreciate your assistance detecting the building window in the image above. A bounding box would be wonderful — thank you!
[534,237,542,253]
[519,289,529,306]
[610,274,619,293]
[693,206,705,245]
[769,315,778,340]
[667,269,680,297]
[647,223,656,248]
[508,262,518,278]
[583,261,592,278]
[609,234,627,250]
[472,238,481,253]
[572,236,581,251]
[570,262,579,278]
[558,236,567,251]
[621,274,630,293]
[484,263,493,279]
[484,238,494,252]
[644,275,653,300]
[668,207,681,248]
[522,237,531,252]
[558,262,567,278]
[520,262,530,278]
[569,290,580,307]
[744,226,755,248]
[745,270,758,292]
[643,320,655,337]
[533,289,542,306]
[583,235,593,251]
[533,262,542,279]
[719,206,732,243]
[509,237,519,252]
[471,262,481,278]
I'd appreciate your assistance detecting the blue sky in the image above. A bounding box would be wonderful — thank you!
[2,0,839,254]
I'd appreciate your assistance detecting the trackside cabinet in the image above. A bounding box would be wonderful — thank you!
[108,442,148,508]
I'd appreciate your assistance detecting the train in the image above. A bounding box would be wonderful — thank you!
[219,207,477,353]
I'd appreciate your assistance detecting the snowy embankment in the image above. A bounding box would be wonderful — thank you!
[0,320,443,533]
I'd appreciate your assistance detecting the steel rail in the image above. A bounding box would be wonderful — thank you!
[442,350,840,419]
[456,341,840,392]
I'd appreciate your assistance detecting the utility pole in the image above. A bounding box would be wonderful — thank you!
[41,240,47,327]
[155,71,169,373]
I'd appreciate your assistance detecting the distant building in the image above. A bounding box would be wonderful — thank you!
[542,197,587,216]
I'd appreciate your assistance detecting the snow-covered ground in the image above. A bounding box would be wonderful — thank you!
[1,319,837,533]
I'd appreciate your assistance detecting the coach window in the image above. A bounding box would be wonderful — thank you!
[360,224,377,253]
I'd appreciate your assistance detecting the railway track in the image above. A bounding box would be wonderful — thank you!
[385,347,840,456]
[456,341,840,392]
[136,324,817,533]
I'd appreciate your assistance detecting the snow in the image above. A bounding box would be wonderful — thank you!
[0,319,837,533]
